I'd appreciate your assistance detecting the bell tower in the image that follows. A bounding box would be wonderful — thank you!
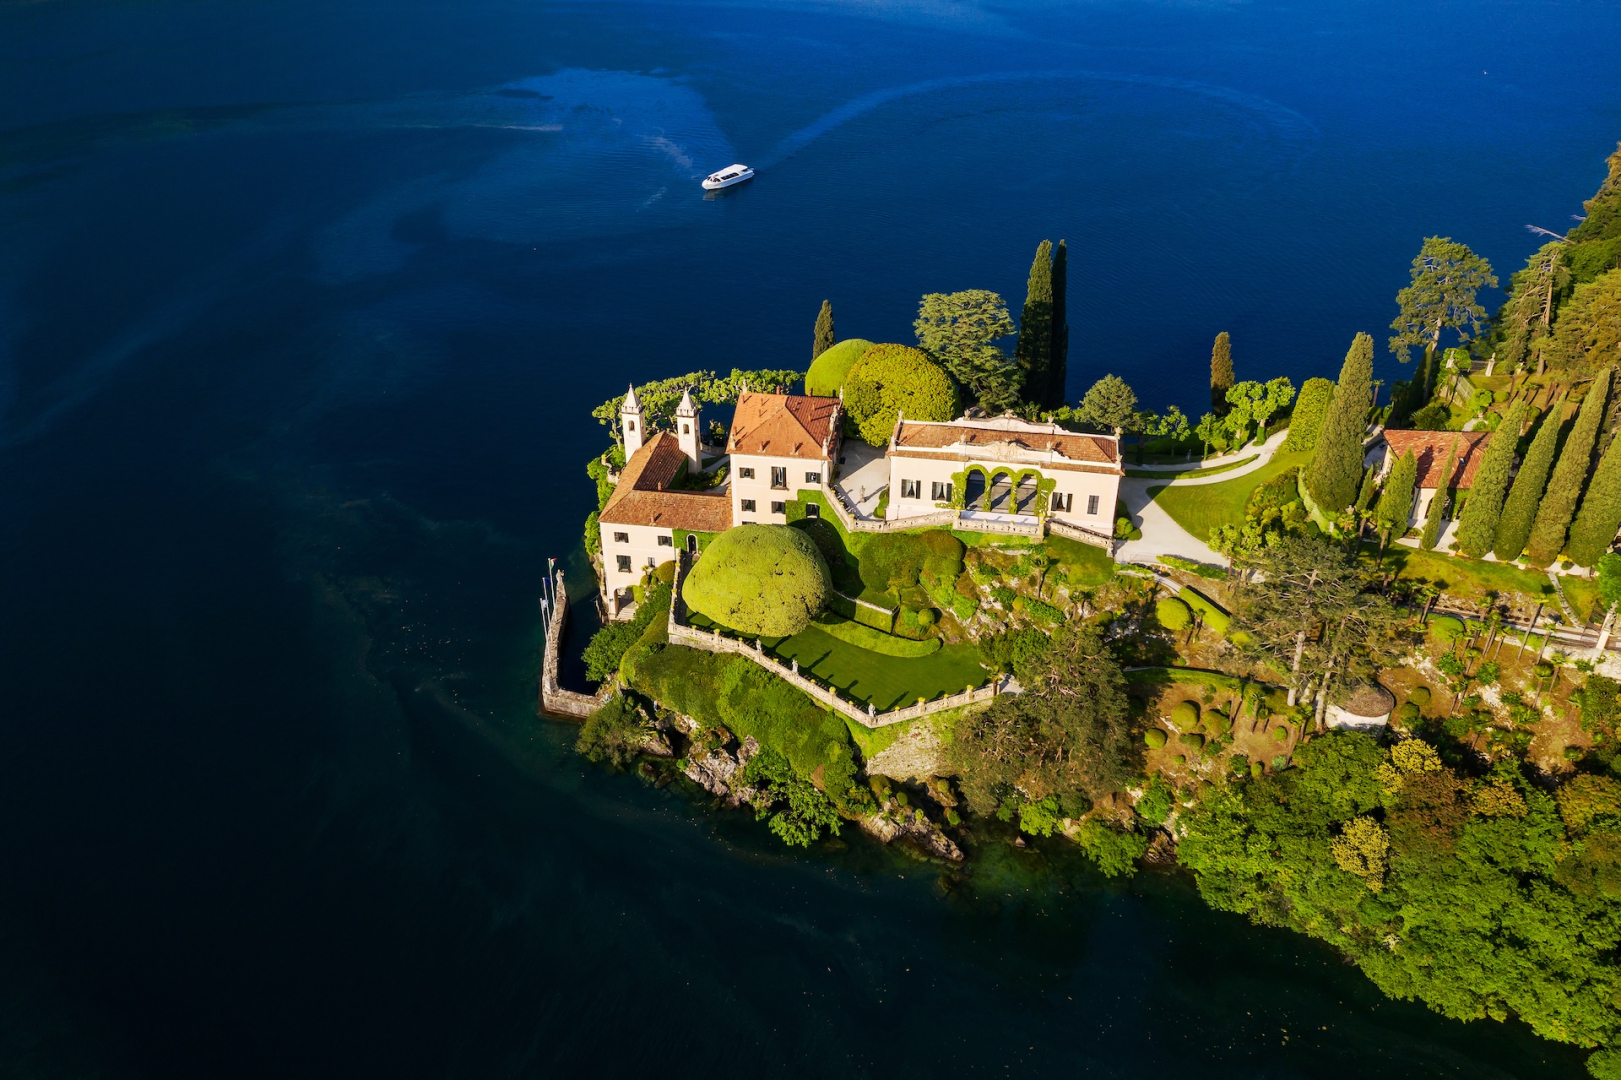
[620,384,645,459]
[675,388,702,473]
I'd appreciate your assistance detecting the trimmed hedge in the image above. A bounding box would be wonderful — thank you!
[843,344,958,446]
[1144,728,1169,749]
[1179,587,1232,634]
[684,525,831,636]
[1170,700,1201,731]
[1156,597,1192,631]
[805,338,874,397]
[1159,554,1226,580]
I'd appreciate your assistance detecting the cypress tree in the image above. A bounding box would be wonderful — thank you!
[1305,333,1375,515]
[1493,400,1565,561]
[1355,467,1379,515]
[813,300,835,359]
[1420,436,1460,550]
[1376,450,1418,545]
[1210,332,1235,415]
[1049,240,1069,407]
[1454,400,1525,559]
[1014,241,1053,407]
[1527,368,1613,566]
[1568,424,1621,567]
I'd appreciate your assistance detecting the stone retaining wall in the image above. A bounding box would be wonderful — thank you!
[539,569,616,720]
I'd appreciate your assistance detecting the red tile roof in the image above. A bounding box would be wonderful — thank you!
[599,433,733,531]
[1381,429,1493,489]
[726,392,839,459]
[891,418,1120,469]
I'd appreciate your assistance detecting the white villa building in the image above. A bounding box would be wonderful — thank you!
[596,387,1121,617]
[885,413,1121,536]
[1366,428,1492,528]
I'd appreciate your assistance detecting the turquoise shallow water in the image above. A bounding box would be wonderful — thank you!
[0,0,1618,1075]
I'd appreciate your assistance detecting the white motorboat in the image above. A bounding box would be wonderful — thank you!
[701,164,754,190]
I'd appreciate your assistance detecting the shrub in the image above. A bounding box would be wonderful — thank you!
[951,594,979,621]
[1179,732,1206,752]
[1179,588,1232,634]
[859,532,928,591]
[917,607,937,627]
[1073,819,1150,877]
[1272,724,1291,742]
[1250,759,1264,779]
[1156,597,1192,631]
[1202,709,1230,738]
[1575,674,1620,730]
[805,337,874,396]
[1144,728,1169,749]
[843,344,959,446]
[1136,777,1175,825]
[1021,598,1065,623]
[991,586,1017,607]
[1409,685,1432,706]
[683,525,831,636]
[653,560,676,584]
[1170,700,1201,731]
[1395,702,1421,723]
[1159,554,1226,580]
[582,583,671,681]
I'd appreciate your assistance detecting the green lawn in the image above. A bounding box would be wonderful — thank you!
[1561,575,1600,622]
[767,624,988,712]
[1124,454,1258,480]
[1373,545,1558,606]
[1150,450,1313,544]
[1045,534,1116,586]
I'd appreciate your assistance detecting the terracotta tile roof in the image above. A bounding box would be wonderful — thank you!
[726,392,839,459]
[892,418,1120,470]
[889,448,1121,475]
[599,433,734,531]
[1381,429,1493,489]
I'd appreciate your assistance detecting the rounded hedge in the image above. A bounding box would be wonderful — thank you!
[1144,727,1169,749]
[843,344,959,447]
[1179,732,1205,751]
[1156,597,1192,632]
[1271,724,1291,742]
[1202,709,1230,737]
[1429,615,1465,644]
[806,338,874,397]
[1408,685,1432,706]
[1396,702,1421,723]
[1170,700,1201,732]
[682,524,831,637]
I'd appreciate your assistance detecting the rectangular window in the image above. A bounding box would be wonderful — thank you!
[682,423,690,434]
[900,479,921,500]
[805,471,821,484]
[738,467,755,479]
[771,501,785,514]
[805,503,819,519]
[1050,493,1072,514]
[931,481,952,502]
[613,531,629,544]
[771,467,787,489]
[1086,494,1100,516]
[615,555,632,573]
[741,499,756,512]
[657,535,672,547]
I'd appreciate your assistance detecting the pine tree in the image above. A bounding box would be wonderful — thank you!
[1454,400,1525,559]
[1527,369,1612,565]
[1376,450,1418,547]
[1014,241,1054,407]
[1210,332,1235,415]
[1049,240,1069,407]
[813,300,835,359]
[1420,436,1460,550]
[1305,333,1375,515]
[1493,400,1564,561]
[1568,423,1621,567]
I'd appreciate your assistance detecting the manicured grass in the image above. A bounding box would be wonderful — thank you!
[1150,450,1313,544]
[1045,534,1116,586]
[768,624,988,712]
[1124,454,1258,480]
[811,614,941,656]
[1560,575,1600,622]
[1374,545,1558,606]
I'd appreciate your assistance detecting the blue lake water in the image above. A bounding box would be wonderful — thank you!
[1,0,1618,1075]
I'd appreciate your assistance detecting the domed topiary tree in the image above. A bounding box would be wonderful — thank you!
[1156,597,1192,632]
[843,344,959,446]
[682,525,831,637]
[1144,728,1168,749]
[806,338,874,397]
[1169,700,1201,732]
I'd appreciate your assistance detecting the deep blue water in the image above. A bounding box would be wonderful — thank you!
[1,0,1618,1076]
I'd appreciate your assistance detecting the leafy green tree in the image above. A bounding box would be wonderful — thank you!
[1194,411,1224,458]
[1281,377,1334,452]
[1305,333,1375,514]
[1530,370,1613,565]
[1570,419,1621,567]
[1049,240,1069,407]
[1495,401,1566,561]
[575,694,656,768]
[1420,435,1460,551]
[1454,400,1526,558]
[949,623,1140,814]
[591,368,803,445]
[1210,331,1235,415]
[1375,450,1418,547]
[1137,405,1190,461]
[1547,270,1621,377]
[842,343,959,446]
[1075,374,1139,437]
[1223,380,1264,445]
[1014,241,1054,406]
[914,290,1021,411]
[582,581,671,680]
[1230,535,1405,708]
[1389,237,1497,398]
[740,747,842,846]
[1496,242,1570,374]
[682,525,831,636]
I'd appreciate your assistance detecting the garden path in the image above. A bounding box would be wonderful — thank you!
[1128,427,1290,474]
[1116,479,1227,565]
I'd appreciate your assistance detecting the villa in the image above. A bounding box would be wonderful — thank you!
[597,387,1121,617]
[1367,429,1493,527]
